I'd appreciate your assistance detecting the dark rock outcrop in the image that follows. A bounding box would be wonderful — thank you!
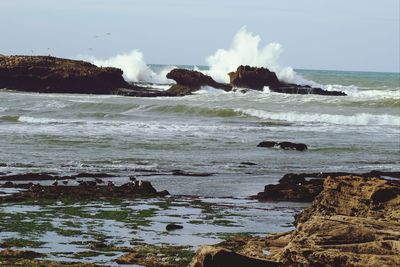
[0,179,168,202]
[115,87,177,97]
[257,141,308,151]
[256,177,323,202]
[254,170,400,202]
[0,55,177,97]
[189,245,279,267]
[166,69,232,96]
[228,65,281,90]
[228,65,346,96]
[0,55,130,94]
[165,223,184,231]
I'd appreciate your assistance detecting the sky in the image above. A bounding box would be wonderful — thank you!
[0,0,399,72]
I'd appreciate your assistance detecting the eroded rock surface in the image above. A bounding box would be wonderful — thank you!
[232,175,400,267]
[276,175,400,266]
[228,65,346,96]
[254,170,400,202]
[166,69,232,96]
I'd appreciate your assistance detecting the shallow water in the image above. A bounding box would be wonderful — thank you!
[0,197,306,265]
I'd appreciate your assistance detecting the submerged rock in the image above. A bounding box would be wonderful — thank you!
[257,141,308,151]
[166,68,232,96]
[228,65,347,96]
[115,87,177,97]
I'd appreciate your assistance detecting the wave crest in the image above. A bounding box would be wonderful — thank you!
[205,27,310,85]
[80,50,174,83]
[235,108,400,126]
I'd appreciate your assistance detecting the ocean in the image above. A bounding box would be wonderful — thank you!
[1,67,399,196]
[0,67,399,264]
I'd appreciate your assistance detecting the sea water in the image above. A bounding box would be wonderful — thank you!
[0,66,399,265]
[0,67,399,197]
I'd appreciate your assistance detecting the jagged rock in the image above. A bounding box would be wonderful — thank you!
[257,141,308,151]
[194,175,400,267]
[189,245,279,267]
[256,178,323,202]
[0,179,167,202]
[274,175,400,267]
[254,170,400,202]
[228,65,281,90]
[0,55,130,93]
[166,68,232,96]
[228,65,346,96]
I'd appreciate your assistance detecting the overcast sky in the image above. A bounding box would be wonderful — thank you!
[1,0,399,72]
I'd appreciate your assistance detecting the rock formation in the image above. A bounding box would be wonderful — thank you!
[257,141,308,151]
[228,65,347,96]
[254,170,400,202]
[191,175,400,266]
[0,55,130,94]
[278,175,400,266]
[0,172,169,202]
[0,55,177,97]
[166,68,232,96]
[228,65,281,90]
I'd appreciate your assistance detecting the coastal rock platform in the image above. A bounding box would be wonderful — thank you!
[191,175,400,266]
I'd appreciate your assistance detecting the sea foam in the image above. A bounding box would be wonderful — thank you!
[206,27,311,85]
[82,50,174,83]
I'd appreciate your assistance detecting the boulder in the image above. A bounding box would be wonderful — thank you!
[257,141,308,151]
[256,178,323,202]
[0,55,130,94]
[166,68,232,96]
[228,65,346,96]
[165,223,183,231]
[189,245,279,267]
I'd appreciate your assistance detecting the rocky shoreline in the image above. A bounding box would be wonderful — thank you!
[0,55,346,97]
[190,174,400,267]
[1,171,399,266]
